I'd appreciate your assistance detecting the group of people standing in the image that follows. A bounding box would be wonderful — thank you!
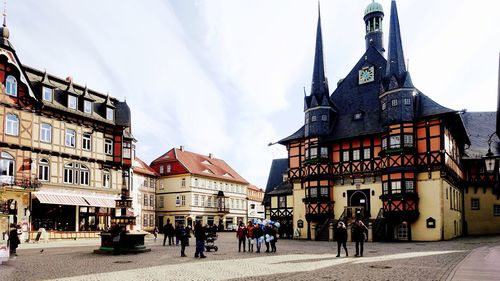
[334,218,369,257]
[236,220,277,253]
[162,219,214,258]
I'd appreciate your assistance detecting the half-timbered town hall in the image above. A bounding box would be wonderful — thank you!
[270,0,500,241]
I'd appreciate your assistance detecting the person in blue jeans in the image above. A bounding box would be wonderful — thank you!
[194,220,207,258]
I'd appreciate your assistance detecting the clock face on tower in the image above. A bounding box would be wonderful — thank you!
[358,66,375,84]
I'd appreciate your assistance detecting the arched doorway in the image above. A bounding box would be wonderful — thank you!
[348,189,371,218]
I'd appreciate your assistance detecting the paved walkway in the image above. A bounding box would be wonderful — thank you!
[1,233,499,281]
[447,244,500,281]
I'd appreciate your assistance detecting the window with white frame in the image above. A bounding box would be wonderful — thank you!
[494,205,500,216]
[278,196,286,208]
[68,95,77,109]
[471,198,479,210]
[397,222,408,240]
[353,149,360,161]
[82,133,92,151]
[391,181,402,194]
[104,139,113,155]
[5,114,19,136]
[382,138,387,149]
[391,99,398,107]
[403,135,413,147]
[309,147,317,159]
[106,107,114,121]
[382,182,388,194]
[80,165,89,185]
[65,129,75,147]
[159,196,164,208]
[143,194,148,206]
[122,142,131,158]
[342,151,349,162]
[207,196,212,207]
[363,148,371,159]
[40,123,52,143]
[150,195,154,208]
[181,178,186,187]
[321,114,327,121]
[390,135,401,148]
[0,152,14,178]
[42,87,53,102]
[5,75,17,97]
[381,102,386,110]
[405,181,415,193]
[320,147,328,158]
[102,169,111,188]
[311,115,317,122]
[38,158,50,181]
[83,100,92,113]
[193,194,199,206]
[200,196,205,207]
[404,98,411,105]
[143,214,148,227]
[159,165,164,174]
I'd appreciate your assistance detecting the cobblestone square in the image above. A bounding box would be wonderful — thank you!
[1,233,499,281]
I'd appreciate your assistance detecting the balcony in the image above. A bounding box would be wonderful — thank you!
[0,175,42,191]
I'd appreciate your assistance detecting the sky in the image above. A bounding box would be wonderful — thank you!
[6,0,500,189]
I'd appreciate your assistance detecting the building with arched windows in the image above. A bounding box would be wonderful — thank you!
[271,1,500,241]
[0,15,134,238]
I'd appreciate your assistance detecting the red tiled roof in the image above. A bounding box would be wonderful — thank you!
[133,157,160,177]
[248,184,263,192]
[153,148,248,184]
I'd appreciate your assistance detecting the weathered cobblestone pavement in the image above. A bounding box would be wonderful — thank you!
[1,233,499,281]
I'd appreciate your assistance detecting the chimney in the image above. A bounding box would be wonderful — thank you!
[209,153,213,159]
[179,145,184,151]
[65,76,73,82]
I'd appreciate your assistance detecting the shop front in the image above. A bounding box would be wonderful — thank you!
[31,190,117,239]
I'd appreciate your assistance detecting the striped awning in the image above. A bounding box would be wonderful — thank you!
[34,192,117,208]
[83,196,116,208]
[35,193,88,206]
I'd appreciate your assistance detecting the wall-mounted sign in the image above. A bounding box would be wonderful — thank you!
[297,219,304,228]
[426,217,436,228]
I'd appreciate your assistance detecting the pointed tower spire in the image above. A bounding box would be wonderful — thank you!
[386,0,406,78]
[310,2,329,102]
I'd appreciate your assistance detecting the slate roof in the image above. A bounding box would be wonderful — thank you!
[24,65,125,126]
[133,157,160,177]
[462,111,500,159]
[152,148,249,184]
[267,181,293,196]
[263,158,288,205]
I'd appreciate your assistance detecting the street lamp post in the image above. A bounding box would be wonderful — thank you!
[484,132,499,174]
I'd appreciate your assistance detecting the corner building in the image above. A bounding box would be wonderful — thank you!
[0,18,133,238]
[278,1,469,241]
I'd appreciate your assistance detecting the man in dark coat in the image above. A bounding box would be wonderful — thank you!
[194,220,207,258]
[352,218,368,257]
[335,221,348,257]
[163,219,175,246]
[8,224,20,258]
[175,223,190,257]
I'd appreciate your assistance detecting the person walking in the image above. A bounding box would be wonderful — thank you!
[163,219,175,246]
[264,224,271,253]
[246,221,255,253]
[175,223,190,257]
[194,220,207,258]
[7,224,20,258]
[253,224,263,253]
[335,221,348,257]
[352,218,368,257]
[269,224,278,253]
[236,222,247,252]
[153,225,159,242]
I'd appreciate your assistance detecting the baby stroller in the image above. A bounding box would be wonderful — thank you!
[205,232,218,252]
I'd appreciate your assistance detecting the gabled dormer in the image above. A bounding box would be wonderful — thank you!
[80,86,95,114]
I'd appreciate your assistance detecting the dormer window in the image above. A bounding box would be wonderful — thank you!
[68,95,77,109]
[311,115,317,122]
[391,99,398,107]
[84,100,93,113]
[381,102,386,110]
[5,75,17,97]
[42,87,53,102]
[321,114,328,121]
[106,107,114,121]
[354,112,363,120]
[404,98,411,105]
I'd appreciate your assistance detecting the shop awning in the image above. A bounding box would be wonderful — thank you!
[34,192,118,208]
[35,193,88,206]
[83,196,116,208]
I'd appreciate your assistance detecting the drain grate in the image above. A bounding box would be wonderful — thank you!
[114,260,132,264]
[370,265,392,269]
